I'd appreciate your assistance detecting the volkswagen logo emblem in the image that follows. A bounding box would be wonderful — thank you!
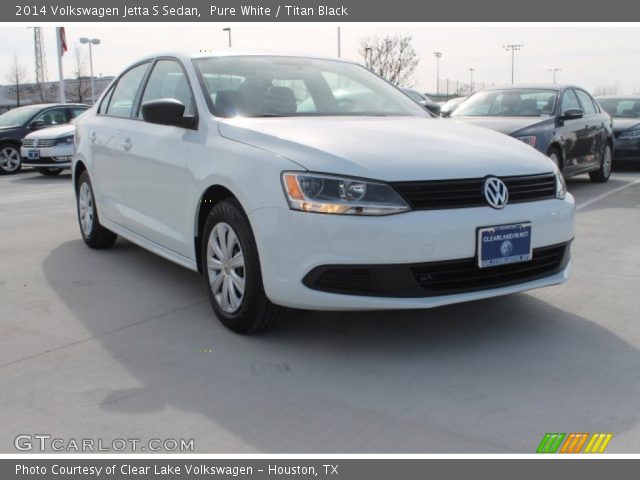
[33,139,38,148]
[500,240,514,257]
[483,177,509,209]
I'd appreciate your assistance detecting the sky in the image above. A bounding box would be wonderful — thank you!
[1,25,639,95]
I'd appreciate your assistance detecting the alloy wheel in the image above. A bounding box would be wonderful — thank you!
[0,146,21,173]
[207,222,246,314]
[603,146,612,178]
[78,182,94,237]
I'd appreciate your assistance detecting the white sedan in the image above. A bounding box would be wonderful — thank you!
[73,52,575,333]
[21,124,75,176]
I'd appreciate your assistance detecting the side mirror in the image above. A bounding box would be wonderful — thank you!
[141,98,195,128]
[29,120,46,130]
[421,101,441,116]
[561,108,583,120]
[441,110,452,118]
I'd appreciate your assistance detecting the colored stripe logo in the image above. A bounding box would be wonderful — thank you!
[537,433,612,453]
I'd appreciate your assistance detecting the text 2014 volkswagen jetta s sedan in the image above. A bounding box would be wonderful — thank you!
[73,53,575,333]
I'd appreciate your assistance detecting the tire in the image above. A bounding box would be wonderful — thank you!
[589,143,612,183]
[547,146,562,170]
[0,143,22,175]
[36,167,63,176]
[76,171,117,249]
[201,198,282,334]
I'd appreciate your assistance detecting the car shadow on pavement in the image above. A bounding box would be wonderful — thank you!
[9,172,72,186]
[42,239,640,453]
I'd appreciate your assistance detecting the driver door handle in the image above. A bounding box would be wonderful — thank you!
[90,131,97,144]
[121,138,132,152]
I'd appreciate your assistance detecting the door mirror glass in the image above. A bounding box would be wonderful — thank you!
[562,108,583,120]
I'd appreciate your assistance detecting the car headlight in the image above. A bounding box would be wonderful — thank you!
[619,129,640,140]
[281,172,410,216]
[554,167,567,200]
[55,135,74,145]
[515,135,537,147]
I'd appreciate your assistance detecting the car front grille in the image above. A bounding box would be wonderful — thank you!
[22,138,56,148]
[303,242,570,298]
[390,173,557,210]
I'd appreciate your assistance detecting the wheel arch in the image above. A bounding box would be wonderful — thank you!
[194,184,241,274]
[73,161,87,193]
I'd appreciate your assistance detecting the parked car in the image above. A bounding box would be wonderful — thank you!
[73,53,574,333]
[401,88,441,115]
[20,124,75,176]
[451,85,614,182]
[0,103,88,174]
[596,96,640,162]
[440,96,467,117]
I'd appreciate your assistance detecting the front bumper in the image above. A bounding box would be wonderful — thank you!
[20,145,73,168]
[612,138,640,160]
[249,194,575,310]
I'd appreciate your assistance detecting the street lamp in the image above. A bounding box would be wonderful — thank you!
[79,37,100,104]
[548,68,561,84]
[503,44,523,84]
[469,68,475,93]
[222,27,231,48]
[337,27,341,58]
[433,51,442,97]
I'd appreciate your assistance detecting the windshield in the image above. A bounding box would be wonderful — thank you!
[598,98,640,118]
[0,105,41,127]
[193,56,427,118]
[452,89,558,117]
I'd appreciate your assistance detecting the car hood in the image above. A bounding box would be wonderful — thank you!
[611,118,640,133]
[24,124,74,139]
[450,116,553,135]
[217,116,555,182]
[0,125,21,134]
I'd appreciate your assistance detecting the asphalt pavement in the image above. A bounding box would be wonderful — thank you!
[1,165,639,453]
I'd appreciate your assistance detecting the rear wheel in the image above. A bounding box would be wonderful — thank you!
[36,167,63,176]
[0,144,21,175]
[589,144,612,183]
[201,199,282,333]
[76,171,117,249]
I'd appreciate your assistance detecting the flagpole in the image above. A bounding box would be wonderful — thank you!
[56,27,66,103]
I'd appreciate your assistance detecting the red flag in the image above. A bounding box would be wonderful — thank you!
[58,27,67,56]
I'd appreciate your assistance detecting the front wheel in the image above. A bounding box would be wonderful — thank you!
[0,144,21,175]
[201,199,282,333]
[589,144,612,183]
[76,171,117,249]
[36,167,63,176]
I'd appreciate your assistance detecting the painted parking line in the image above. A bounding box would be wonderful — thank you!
[576,178,640,211]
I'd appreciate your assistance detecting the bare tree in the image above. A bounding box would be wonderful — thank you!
[5,54,29,108]
[593,82,622,96]
[359,35,420,86]
[66,47,91,103]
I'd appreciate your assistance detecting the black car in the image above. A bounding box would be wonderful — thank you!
[596,96,640,163]
[0,103,89,174]
[451,85,614,182]
[400,88,441,116]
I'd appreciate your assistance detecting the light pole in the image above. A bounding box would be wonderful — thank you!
[503,44,523,84]
[548,68,561,84]
[79,37,100,104]
[433,51,442,97]
[223,27,231,48]
[364,47,372,68]
[337,27,341,58]
[469,68,475,93]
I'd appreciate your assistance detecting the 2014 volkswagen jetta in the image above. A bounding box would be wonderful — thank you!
[73,53,575,333]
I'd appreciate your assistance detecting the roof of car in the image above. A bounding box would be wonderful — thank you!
[11,103,89,110]
[595,95,640,99]
[479,84,579,92]
[130,50,358,65]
